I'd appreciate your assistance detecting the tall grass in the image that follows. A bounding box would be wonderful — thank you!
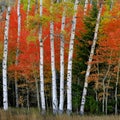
[0,108,119,120]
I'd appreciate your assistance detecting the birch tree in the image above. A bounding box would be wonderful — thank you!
[39,0,46,114]
[84,0,88,16]
[80,5,103,115]
[66,0,79,115]
[27,0,30,20]
[50,0,58,114]
[14,0,21,108]
[2,4,11,111]
[59,0,66,114]
[25,0,31,111]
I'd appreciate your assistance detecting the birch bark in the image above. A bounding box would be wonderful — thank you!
[39,0,46,114]
[2,5,11,111]
[59,0,66,114]
[80,5,103,115]
[50,0,58,114]
[27,0,30,20]
[84,0,88,16]
[66,0,79,115]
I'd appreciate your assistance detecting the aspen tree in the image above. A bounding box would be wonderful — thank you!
[2,3,10,111]
[39,0,46,114]
[59,0,66,114]
[50,0,58,114]
[66,0,79,115]
[84,0,88,16]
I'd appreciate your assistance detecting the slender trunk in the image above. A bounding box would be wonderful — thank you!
[14,0,21,108]
[57,0,60,3]
[110,0,113,11]
[15,79,18,107]
[84,0,88,16]
[34,75,40,111]
[102,50,112,114]
[80,5,103,115]
[59,0,66,115]
[115,56,120,115]
[50,0,58,114]
[105,76,111,115]
[39,0,46,114]
[2,6,11,111]
[35,0,38,14]
[66,0,79,115]
[27,0,30,21]
[90,0,93,7]
[26,81,30,111]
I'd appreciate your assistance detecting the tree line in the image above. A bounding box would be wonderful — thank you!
[0,0,119,115]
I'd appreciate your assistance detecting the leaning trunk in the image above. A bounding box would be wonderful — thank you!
[66,0,79,115]
[2,6,11,111]
[80,5,103,115]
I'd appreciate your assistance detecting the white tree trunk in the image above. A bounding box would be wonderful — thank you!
[14,0,21,108]
[66,0,79,115]
[50,0,58,114]
[90,0,93,7]
[84,0,88,16]
[39,0,46,114]
[2,6,11,111]
[27,0,30,20]
[80,5,103,115]
[50,21,58,114]
[59,0,66,114]
[110,0,113,10]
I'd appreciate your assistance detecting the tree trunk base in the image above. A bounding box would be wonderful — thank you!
[53,109,58,115]
[41,110,46,115]
[66,109,72,115]
[80,110,84,115]
[58,109,63,115]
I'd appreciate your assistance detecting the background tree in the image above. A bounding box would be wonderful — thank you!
[73,1,98,114]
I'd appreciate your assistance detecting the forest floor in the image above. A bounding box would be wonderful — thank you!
[0,108,120,120]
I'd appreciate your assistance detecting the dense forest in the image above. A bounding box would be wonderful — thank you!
[0,0,120,116]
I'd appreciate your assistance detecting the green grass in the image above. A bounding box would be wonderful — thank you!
[0,108,120,120]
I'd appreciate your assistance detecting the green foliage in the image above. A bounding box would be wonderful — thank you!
[21,0,35,10]
[85,95,98,114]
[72,83,81,111]
[47,1,74,21]
[27,14,50,29]
[72,2,99,113]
